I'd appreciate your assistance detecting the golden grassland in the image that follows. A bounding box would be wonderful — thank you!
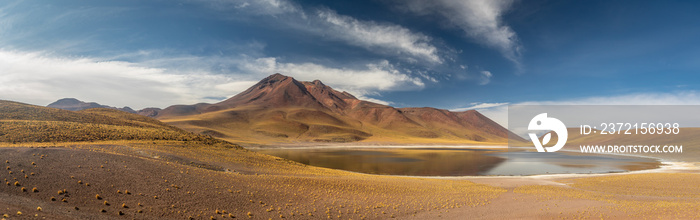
[2,100,700,219]
[0,100,234,146]
[514,173,700,219]
[0,101,508,218]
[0,142,508,219]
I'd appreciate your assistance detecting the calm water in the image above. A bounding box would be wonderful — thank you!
[256,148,660,176]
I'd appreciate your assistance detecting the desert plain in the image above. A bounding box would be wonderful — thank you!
[2,140,700,219]
[2,87,700,219]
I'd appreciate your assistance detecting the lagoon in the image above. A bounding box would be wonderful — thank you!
[256,147,660,176]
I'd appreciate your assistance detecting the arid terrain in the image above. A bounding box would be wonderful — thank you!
[2,143,700,219]
[48,74,518,146]
[3,78,700,219]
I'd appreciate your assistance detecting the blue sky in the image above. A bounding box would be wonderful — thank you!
[2,0,700,113]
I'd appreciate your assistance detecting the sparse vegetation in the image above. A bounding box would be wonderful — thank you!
[2,99,699,219]
[0,101,238,147]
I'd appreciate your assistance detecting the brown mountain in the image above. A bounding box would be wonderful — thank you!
[47,98,162,117]
[47,98,136,113]
[157,73,516,145]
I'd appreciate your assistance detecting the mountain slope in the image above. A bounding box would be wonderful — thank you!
[156,73,514,145]
[47,98,135,113]
[47,98,163,117]
[0,100,235,146]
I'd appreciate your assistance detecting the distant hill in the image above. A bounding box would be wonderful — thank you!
[156,73,520,145]
[48,98,135,112]
[47,98,162,117]
[0,100,235,147]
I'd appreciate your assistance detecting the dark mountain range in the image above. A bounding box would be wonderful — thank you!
[47,98,161,117]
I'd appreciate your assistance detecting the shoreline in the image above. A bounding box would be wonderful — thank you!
[249,145,698,180]
[247,144,510,150]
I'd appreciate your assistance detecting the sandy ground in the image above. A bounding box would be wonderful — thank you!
[2,144,699,219]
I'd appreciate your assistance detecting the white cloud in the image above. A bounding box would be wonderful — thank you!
[238,57,425,92]
[451,102,508,112]
[0,50,250,109]
[518,92,700,106]
[194,1,444,65]
[0,49,422,109]
[316,9,442,64]
[451,102,509,127]
[460,92,700,129]
[475,105,509,128]
[195,0,303,16]
[478,70,492,85]
[397,0,522,65]
[354,96,391,106]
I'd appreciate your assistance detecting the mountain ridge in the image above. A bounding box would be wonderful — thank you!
[47,98,162,117]
[156,73,519,145]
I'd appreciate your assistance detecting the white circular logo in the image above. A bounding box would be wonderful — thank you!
[528,113,568,152]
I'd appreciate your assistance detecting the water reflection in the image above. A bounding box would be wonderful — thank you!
[256,148,659,176]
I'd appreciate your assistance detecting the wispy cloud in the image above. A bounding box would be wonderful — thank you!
[0,49,248,109]
[316,9,442,64]
[193,0,444,66]
[237,57,425,104]
[464,92,700,128]
[478,70,493,85]
[451,102,508,112]
[396,0,522,67]
[0,49,422,108]
[193,0,303,16]
[518,92,700,106]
